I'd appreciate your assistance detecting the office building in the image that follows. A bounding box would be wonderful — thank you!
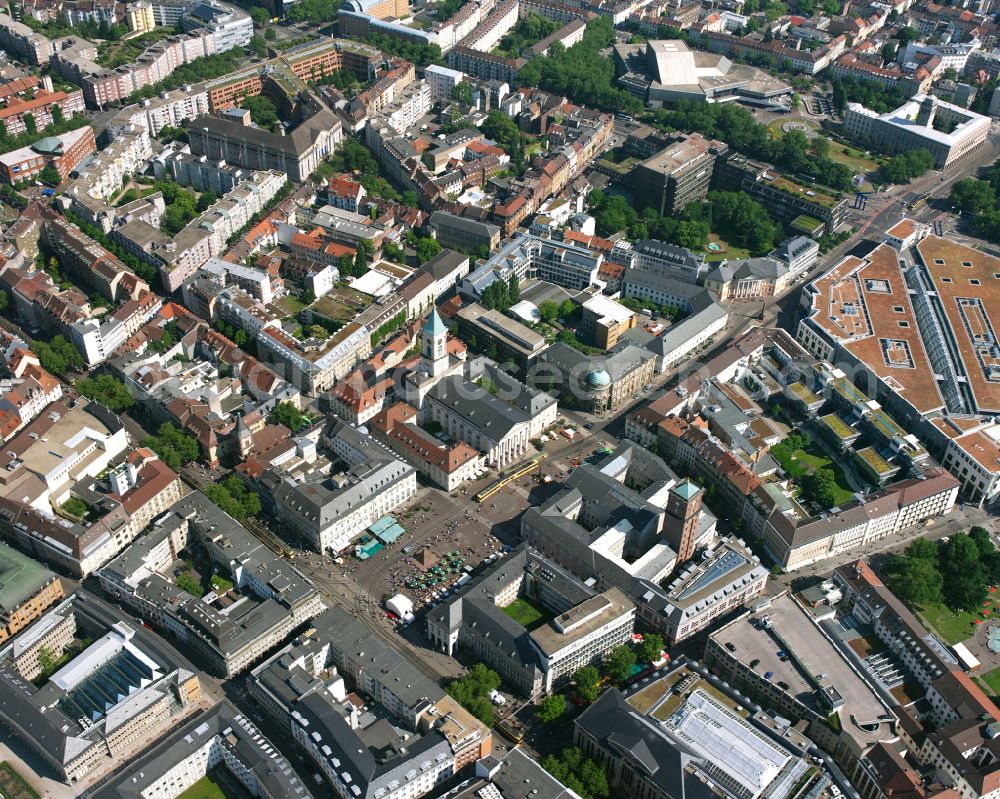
[0,126,96,185]
[426,545,636,696]
[844,94,991,169]
[632,133,728,216]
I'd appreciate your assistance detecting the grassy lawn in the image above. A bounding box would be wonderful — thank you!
[701,234,751,263]
[916,602,979,645]
[978,667,1000,699]
[501,597,552,630]
[178,775,229,799]
[0,762,39,799]
[773,440,855,506]
[280,294,307,315]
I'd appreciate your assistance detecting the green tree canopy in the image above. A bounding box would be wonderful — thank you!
[76,375,135,412]
[603,645,636,685]
[537,693,567,724]
[574,665,601,703]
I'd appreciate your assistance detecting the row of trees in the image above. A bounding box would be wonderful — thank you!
[140,422,200,472]
[950,160,1000,243]
[317,137,416,205]
[494,13,560,58]
[541,748,609,799]
[881,149,935,183]
[370,310,407,348]
[516,18,643,116]
[831,76,907,116]
[480,275,520,312]
[269,401,311,433]
[34,335,83,375]
[65,210,159,287]
[769,432,842,508]
[887,529,999,611]
[446,664,502,725]
[76,375,135,412]
[365,33,443,68]
[481,111,526,175]
[125,51,242,103]
[587,190,710,250]
[204,475,262,522]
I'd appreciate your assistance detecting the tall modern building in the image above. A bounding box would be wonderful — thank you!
[632,133,728,216]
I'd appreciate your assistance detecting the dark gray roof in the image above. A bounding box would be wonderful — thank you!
[418,248,470,281]
[429,210,500,238]
[426,376,528,441]
[190,106,340,158]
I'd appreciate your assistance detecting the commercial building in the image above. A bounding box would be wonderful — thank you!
[251,608,491,799]
[706,591,894,766]
[0,126,96,185]
[580,294,637,350]
[844,95,991,169]
[745,468,959,571]
[797,237,1000,437]
[91,700,312,799]
[0,591,203,783]
[0,399,129,514]
[0,541,63,643]
[426,545,636,696]
[631,132,729,216]
[519,443,761,643]
[454,302,548,369]
[257,320,372,395]
[97,491,325,677]
[254,420,416,555]
[575,660,824,799]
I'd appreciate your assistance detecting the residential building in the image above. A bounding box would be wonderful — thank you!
[429,210,501,254]
[180,1,253,52]
[0,87,85,137]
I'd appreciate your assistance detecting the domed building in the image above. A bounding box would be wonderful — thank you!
[539,342,656,415]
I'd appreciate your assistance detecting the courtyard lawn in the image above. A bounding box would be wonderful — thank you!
[177,775,229,799]
[772,440,855,507]
[701,235,751,263]
[280,294,307,315]
[916,602,980,646]
[502,597,552,630]
[0,763,38,799]
[978,667,1000,700]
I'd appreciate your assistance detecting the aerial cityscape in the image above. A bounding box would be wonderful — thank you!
[0,0,998,798]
